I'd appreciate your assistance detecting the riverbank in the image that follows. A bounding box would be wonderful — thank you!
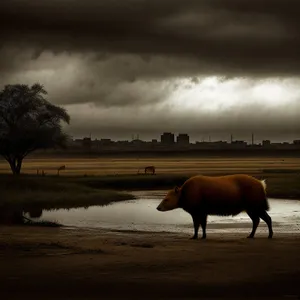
[0,226,299,299]
[76,171,300,199]
[1,155,300,211]
[1,171,299,212]
[0,174,135,212]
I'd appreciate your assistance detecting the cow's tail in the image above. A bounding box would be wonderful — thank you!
[260,179,267,194]
[260,179,270,211]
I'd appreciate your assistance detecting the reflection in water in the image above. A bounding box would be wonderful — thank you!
[27,208,43,218]
[0,206,24,224]
[0,206,43,225]
[21,190,300,235]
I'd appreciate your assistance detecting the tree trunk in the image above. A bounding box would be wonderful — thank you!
[8,156,23,175]
[16,157,23,174]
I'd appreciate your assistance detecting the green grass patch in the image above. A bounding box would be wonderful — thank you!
[73,173,191,191]
[262,175,300,199]
[262,168,300,174]
[0,174,135,211]
[73,172,300,200]
[0,171,299,216]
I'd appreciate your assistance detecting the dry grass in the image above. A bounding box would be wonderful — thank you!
[1,156,299,176]
[0,156,299,213]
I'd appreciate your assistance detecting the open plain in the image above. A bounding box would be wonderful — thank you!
[0,155,300,299]
[1,155,300,176]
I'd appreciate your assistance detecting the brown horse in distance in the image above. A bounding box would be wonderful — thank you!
[144,166,156,175]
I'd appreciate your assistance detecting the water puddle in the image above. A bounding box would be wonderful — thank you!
[26,190,300,235]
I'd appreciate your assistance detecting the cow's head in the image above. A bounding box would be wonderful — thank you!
[156,186,181,212]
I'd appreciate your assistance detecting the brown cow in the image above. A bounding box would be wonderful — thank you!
[156,174,273,240]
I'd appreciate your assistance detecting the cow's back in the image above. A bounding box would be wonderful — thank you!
[179,174,266,216]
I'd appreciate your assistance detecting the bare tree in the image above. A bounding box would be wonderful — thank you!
[0,83,70,175]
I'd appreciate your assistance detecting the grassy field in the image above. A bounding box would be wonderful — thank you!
[0,156,299,216]
[1,156,300,176]
[1,156,299,298]
[0,175,134,211]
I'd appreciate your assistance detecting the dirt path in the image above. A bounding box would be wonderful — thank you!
[0,226,299,299]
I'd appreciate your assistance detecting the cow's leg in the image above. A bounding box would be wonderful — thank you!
[258,210,273,239]
[190,215,200,239]
[199,214,207,239]
[246,211,260,238]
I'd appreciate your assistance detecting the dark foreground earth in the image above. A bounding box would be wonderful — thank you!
[0,226,299,300]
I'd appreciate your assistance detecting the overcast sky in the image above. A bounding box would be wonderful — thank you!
[0,0,300,142]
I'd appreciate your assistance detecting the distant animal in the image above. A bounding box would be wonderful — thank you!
[145,165,155,175]
[36,169,46,176]
[57,165,66,176]
[156,174,273,240]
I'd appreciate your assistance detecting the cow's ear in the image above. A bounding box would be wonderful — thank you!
[175,186,180,193]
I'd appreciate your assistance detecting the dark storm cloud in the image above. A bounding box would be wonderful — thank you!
[1,0,300,141]
[0,49,181,106]
[65,100,300,142]
[1,0,300,77]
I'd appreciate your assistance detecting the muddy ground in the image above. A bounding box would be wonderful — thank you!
[0,226,299,299]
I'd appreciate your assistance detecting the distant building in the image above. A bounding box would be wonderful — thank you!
[131,139,144,145]
[176,133,190,145]
[262,140,271,147]
[293,140,300,145]
[116,140,130,145]
[161,132,175,144]
[99,138,112,145]
[231,140,247,147]
[82,137,92,148]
